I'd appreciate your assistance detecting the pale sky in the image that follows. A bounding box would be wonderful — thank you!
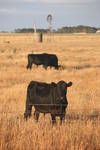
[0,0,100,31]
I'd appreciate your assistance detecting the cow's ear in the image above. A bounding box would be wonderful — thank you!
[66,82,72,87]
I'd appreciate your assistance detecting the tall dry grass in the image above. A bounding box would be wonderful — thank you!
[0,34,100,150]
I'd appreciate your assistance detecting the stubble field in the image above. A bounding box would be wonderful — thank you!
[0,33,100,150]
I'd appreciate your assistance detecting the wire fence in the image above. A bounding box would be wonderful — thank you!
[0,107,100,122]
[0,105,100,113]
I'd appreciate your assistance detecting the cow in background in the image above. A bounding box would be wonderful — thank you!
[26,53,58,70]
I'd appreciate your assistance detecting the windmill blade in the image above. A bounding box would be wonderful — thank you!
[47,14,52,22]
[47,14,53,32]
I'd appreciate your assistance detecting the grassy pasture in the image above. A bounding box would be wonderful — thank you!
[0,33,100,150]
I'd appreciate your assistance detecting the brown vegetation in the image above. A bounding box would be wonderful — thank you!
[0,34,100,150]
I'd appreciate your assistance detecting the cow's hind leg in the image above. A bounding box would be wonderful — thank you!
[34,110,40,122]
[24,104,32,120]
[51,114,56,125]
[26,64,29,69]
[29,63,32,69]
[27,58,32,69]
[26,63,32,70]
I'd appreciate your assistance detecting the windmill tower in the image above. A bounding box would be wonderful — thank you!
[33,21,37,34]
[47,14,52,33]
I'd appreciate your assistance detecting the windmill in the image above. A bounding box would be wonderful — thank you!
[33,21,37,34]
[47,14,52,33]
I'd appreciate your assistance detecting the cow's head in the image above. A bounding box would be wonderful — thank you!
[57,80,72,92]
[57,80,72,101]
[57,80,72,114]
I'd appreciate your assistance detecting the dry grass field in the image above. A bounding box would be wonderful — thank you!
[0,33,100,150]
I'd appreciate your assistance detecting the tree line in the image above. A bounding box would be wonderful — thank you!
[14,25,99,33]
[14,28,48,33]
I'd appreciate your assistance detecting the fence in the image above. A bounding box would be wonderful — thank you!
[0,107,100,122]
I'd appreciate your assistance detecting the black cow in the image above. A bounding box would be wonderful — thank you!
[26,53,58,70]
[24,80,72,124]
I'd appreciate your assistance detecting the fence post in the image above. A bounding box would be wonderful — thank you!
[40,32,43,43]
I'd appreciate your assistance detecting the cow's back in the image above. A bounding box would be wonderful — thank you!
[28,81,52,103]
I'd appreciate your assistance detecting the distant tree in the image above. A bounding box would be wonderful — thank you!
[57,25,97,33]
[14,28,48,33]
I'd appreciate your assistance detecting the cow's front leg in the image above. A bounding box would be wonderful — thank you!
[43,64,48,70]
[24,104,32,120]
[51,114,56,125]
[34,110,40,122]
[55,65,58,70]
[60,114,65,125]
